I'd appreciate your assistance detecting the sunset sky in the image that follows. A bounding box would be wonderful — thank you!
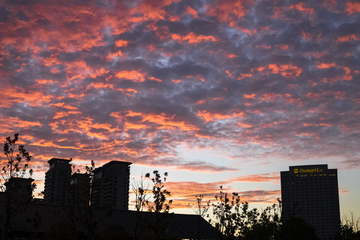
[1,0,360,218]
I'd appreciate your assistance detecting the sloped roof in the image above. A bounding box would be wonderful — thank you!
[0,202,220,239]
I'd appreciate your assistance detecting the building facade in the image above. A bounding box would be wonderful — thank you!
[69,173,90,207]
[92,161,131,210]
[5,177,34,202]
[281,164,340,239]
[44,158,72,205]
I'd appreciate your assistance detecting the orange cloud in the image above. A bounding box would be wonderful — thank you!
[274,7,280,18]
[148,76,162,82]
[164,180,281,208]
[244,93,256,99]
[171,32,217,44]
[196,100,206,105]
[49,117,117,139]
[62,61,109,83]
[323,0,337,11]
[346,2,360,14]
[172,79,181,83]
[106,51,123,61]
[289,2,315,21]
[115,70,146,82]
[110,112,124,122]
[342,67,352,81]
[113,111,199,132]
[303,123,333,127]
[52,102,79,110]
[197,110,244,122]
[316,63,353,82]
[115,40,128,47]
[30,140,80,149]
[147,44,156,52]
[53,111,81,119]
[127,0,182,23]
[141,112,199,131]
[257,66,266,72]
[339,187,349,194]
[230,173,279,183]
[165,181,227,198]
[0,84,56,108]
[306,92,322,100]
[301,30,312,41]
[337,34,360,42]
[212,97,224,101]
[267,64,303,78]
[226,70,233,78]
[260,93,282,101]
[0,116,42,135]
[238,73,252,80]
[227,53,237,58]
[186,6,198,18]
[238,123,253,128]
[206,0,253,27]
[196,75,206,82]
[35,79,58,85]
[85,82,115,90]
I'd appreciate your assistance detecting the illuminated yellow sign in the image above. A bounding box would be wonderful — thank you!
[293,168,324,174]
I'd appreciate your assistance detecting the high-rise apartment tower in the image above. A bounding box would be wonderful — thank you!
[281,164,340,240]
[69,173,90,207]
[92,161,131,210]
[44,158,72,205]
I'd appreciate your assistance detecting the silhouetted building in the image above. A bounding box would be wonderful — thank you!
[44,158,72,205]
[0,202,220,239]
[281,164,340,240]
[92,161,131,210]
[70,173,90,207]
[5,177,34,202]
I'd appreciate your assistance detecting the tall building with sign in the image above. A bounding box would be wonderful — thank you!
[281,164,340,240]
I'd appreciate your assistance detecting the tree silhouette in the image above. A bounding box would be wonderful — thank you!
[131,173,151,239]
[0,133,36,240]
[243,200,282,240]
[208,186,319,240]
[335,213,360,240]
[189,195,210,240]
[146,170,173,240]
[281,216,319,240]
[210,186,242,239]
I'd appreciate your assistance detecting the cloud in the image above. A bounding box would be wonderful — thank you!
[230,173,280,184]
[163,180,280,209]
[346,2,360,15]
[175,161,238,173]
[1,0,360,202]
[337,159,360,170]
